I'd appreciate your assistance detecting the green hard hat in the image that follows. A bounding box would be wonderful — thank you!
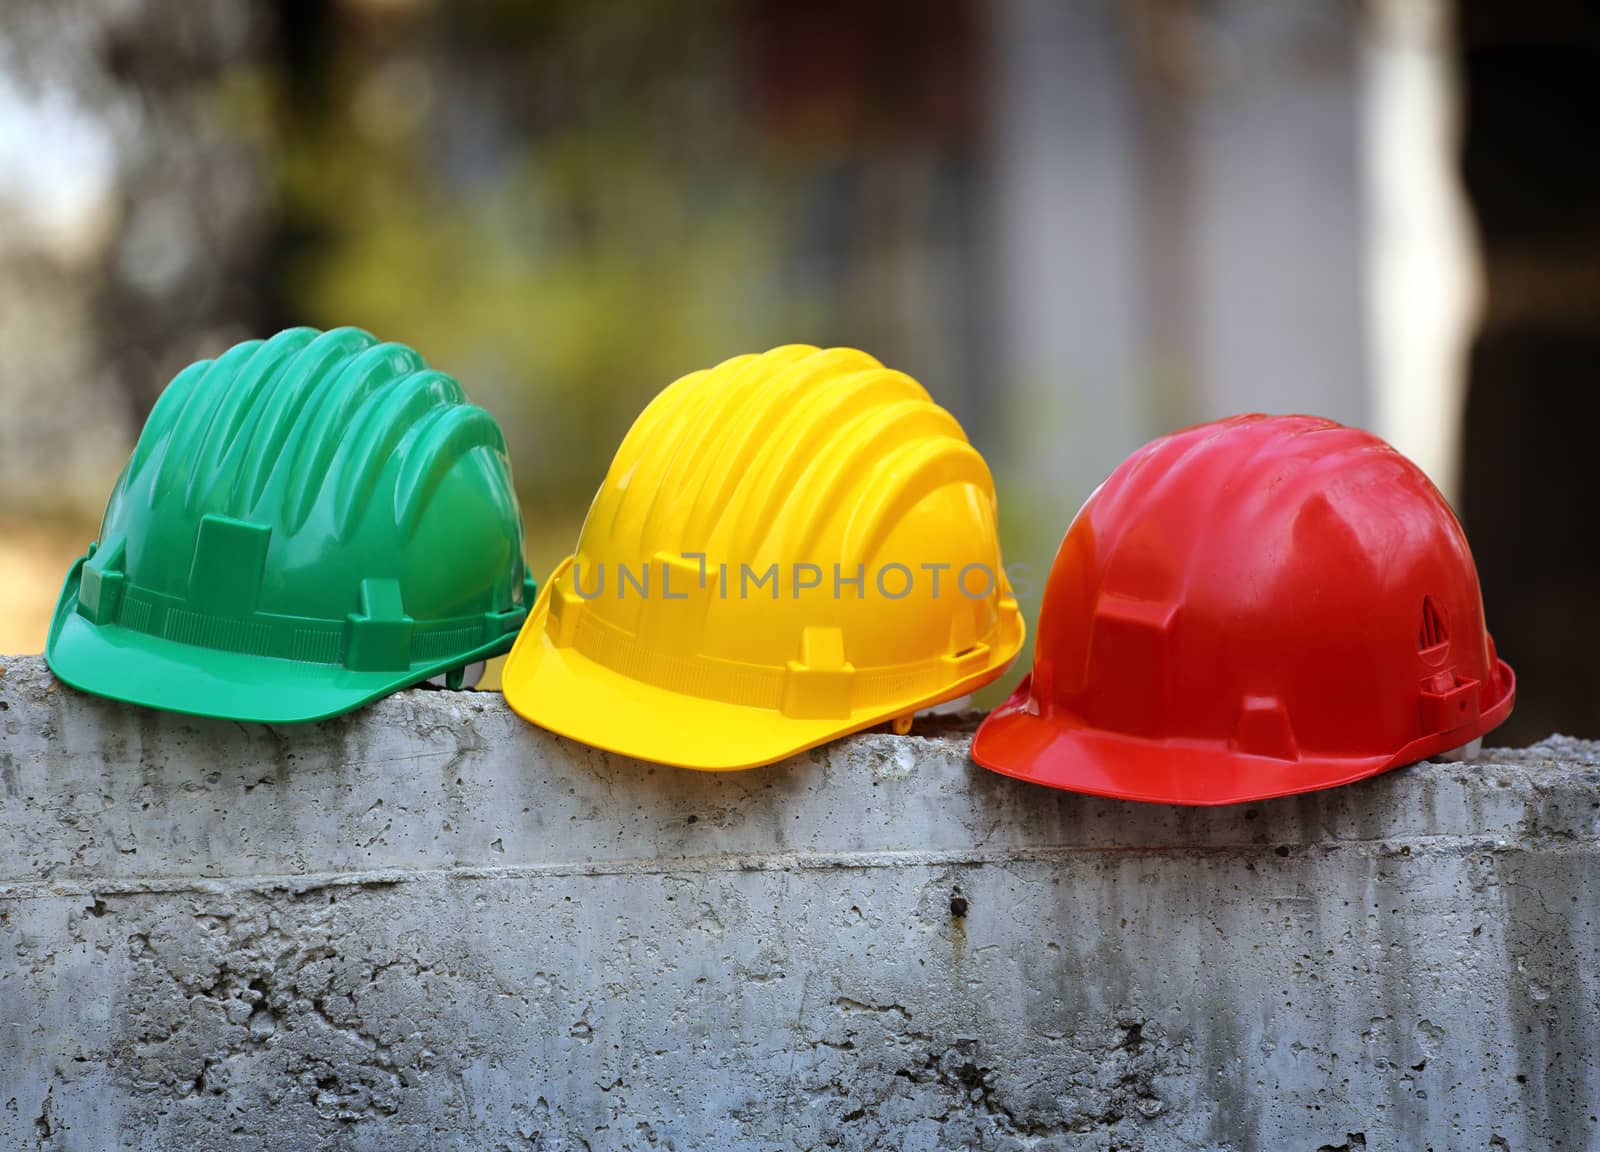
[46,326,535,723]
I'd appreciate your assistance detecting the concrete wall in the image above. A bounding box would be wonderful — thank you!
[0,654,1594,1152]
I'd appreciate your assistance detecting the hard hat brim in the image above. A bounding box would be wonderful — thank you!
[45,558,520,724]
[971,667,1517,807]
[502,558,1025,771]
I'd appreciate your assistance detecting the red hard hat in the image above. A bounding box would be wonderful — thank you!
[972,414,1515,805]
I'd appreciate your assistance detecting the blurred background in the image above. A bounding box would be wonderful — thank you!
[0,0,1593,743]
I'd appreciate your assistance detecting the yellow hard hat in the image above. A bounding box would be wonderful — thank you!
[502,345,1025,769]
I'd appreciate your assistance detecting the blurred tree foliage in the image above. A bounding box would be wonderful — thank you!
[266,0,823,561]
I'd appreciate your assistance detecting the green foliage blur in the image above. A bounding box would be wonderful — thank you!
[260,3,835,574]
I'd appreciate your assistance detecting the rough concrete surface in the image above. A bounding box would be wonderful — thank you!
[0,655,1595,1151]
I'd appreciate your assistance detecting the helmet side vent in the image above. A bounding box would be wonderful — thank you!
[1419,596,1449,659]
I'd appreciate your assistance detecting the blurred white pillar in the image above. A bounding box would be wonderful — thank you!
[988,2,1374,505]
[990,1,1460,531]
[1185,4,1368,426]
[1361,0,1481,500]
[987,0,1145,509]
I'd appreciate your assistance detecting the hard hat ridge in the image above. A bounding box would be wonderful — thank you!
[126,327,509,543]
[604,345,983,565]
